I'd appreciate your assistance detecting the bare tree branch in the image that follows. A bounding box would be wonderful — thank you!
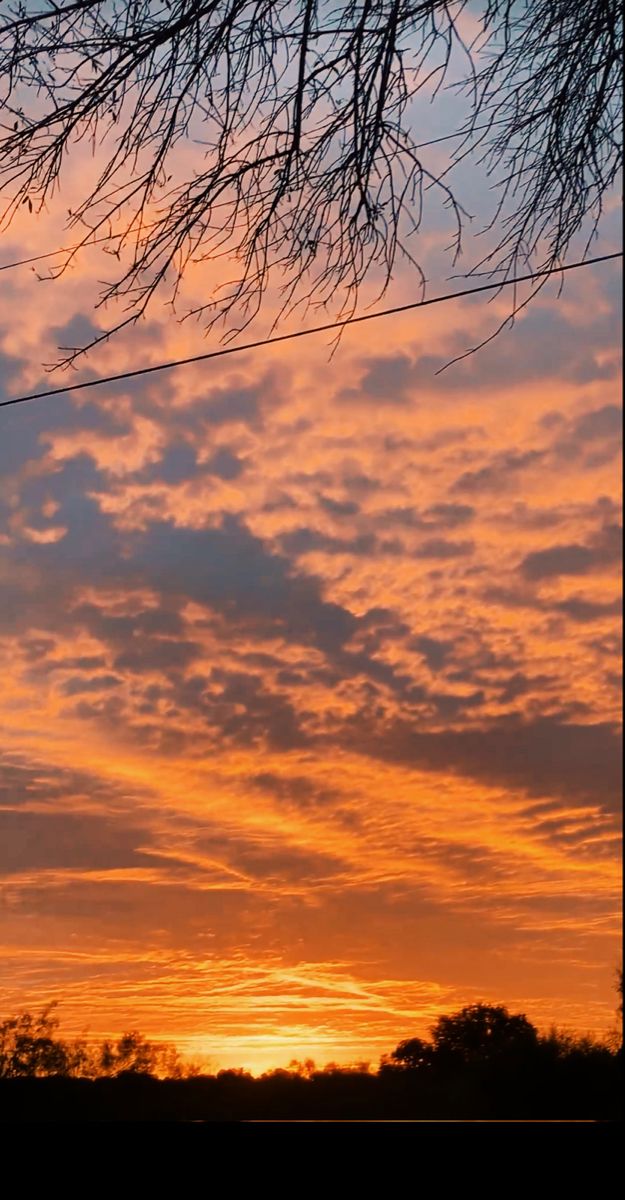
[0,1,621,364]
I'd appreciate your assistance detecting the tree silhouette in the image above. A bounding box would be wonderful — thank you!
[97,1030,184,1077]
[0,1,621,360]
[0,1003,73,1078]
[99,1031,157,1076]
[615,965,623,1049]
[387,1035,433,1070]
[0,1006,183,1079]
[429,1002,538,1063]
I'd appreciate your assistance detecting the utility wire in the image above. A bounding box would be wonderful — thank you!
[1,252,621,411]
[0,234,112,273]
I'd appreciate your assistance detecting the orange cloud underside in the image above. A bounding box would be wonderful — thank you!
[0,199,621,1071]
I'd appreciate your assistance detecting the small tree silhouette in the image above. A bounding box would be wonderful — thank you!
[0,1004,71,1078]
[388,1036,433,1070]
[98,1030,183,1077]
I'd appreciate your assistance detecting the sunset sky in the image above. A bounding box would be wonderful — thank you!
[0,67,622,1072]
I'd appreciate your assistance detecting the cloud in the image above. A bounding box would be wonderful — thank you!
[205,446,245,480]
[0,808,160,874]
[426,503,475,526]
[0,755,156,814]
[453,451,543,495]
[61,673,123,695]
[412,297,621,390]
[249,772,338,810]
[544,403,623,471]
[553,596,622,623]
[417,537,474,559]
[136,441,201,485]
[483,584,622,624]
[520,524,622,580]
[336,294,620,409]
[319,495,360,518]
[130,515,359,654]
[572,405,622,442]
[339,353,417,404]
[280,527,378,557]
[171,669,308,750]
[410,636,455,671]
[340,716,622,809]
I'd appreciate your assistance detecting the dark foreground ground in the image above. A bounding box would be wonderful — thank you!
[1,1057,621,1122]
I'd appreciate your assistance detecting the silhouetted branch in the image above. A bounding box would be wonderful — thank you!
[0,1,621,362]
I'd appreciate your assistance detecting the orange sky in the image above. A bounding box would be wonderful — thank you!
[0,128,622,1073]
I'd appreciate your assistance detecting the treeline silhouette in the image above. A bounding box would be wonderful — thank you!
[0,1002,621,1121]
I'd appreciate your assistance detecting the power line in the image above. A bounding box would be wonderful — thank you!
[0,235,112,273]
[1,252,621,410]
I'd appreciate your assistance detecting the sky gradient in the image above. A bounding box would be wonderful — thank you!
[0,152,622,1072]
